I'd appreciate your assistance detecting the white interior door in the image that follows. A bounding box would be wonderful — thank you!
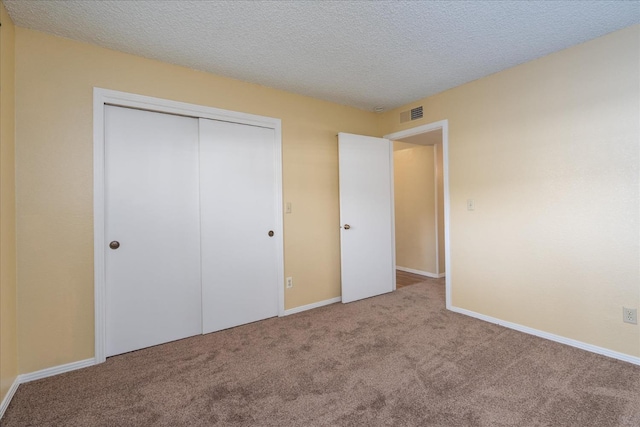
[199,118,280,334]
[105,106,202,357]
[338,133,395,303]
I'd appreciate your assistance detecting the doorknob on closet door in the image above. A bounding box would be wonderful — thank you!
[268,230,274,237]
[109,241,120,250]
[343,224,351,230]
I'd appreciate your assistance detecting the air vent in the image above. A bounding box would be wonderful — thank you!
[411,106,423,120]
[400,106,423,123]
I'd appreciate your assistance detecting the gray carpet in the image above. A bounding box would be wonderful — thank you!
[4,279,640,426]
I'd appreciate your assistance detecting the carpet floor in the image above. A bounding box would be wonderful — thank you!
[4,279,640,426]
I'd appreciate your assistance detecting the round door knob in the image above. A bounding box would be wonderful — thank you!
[268,230,274,237]
[343,224,351,230]
[109,241,120,250]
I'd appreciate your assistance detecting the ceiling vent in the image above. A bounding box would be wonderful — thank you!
[400,106,423,123]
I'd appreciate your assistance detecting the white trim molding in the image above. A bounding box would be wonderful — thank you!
[0,358,95,420]
[93,88,285,364]
[0,377,19,420]
[433,145,440,277]
[283,297,342,316]
[450,306,640,366]
[396,266,445,279]
[19,358,96,384]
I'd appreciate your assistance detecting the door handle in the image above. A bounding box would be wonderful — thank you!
[268,230,274,237]
[343,224,351,230]
[109,241,120,250]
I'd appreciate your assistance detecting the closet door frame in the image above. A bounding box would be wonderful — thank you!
[93,88,285,364]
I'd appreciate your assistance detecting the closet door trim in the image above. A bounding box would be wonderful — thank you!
[93,88,285,364]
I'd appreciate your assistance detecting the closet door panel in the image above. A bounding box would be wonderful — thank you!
[105,106,201,357]
[199,119,279,333]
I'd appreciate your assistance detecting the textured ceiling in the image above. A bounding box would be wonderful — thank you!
[4,1,639,111]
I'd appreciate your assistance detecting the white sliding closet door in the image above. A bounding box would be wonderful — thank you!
[199,119,279,334]
[105,106,202,357]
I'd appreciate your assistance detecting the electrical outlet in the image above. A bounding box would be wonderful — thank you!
[286,277,293,289]
[623,307,637,324]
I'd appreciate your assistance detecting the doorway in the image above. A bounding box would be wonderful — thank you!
[384,121,451,307]
[337,120,450,307]
[392,128,445,288]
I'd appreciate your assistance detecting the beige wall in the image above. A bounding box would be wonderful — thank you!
[14,28,378,373]
[394,145,437,274]
[0,0,17,402]
[379,25,640,357]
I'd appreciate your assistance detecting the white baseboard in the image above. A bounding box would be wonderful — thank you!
[0,358,95,421]
[449,306,640,366]
[284,297,341,316]
[19,358,95,384]
[0,377,20,420]
[396,266,445,279]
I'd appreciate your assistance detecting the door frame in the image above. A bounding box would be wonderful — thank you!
[384,120,451,309]
[93,88,285,363]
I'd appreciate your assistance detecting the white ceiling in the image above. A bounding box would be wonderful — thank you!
[4,1,639,111]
